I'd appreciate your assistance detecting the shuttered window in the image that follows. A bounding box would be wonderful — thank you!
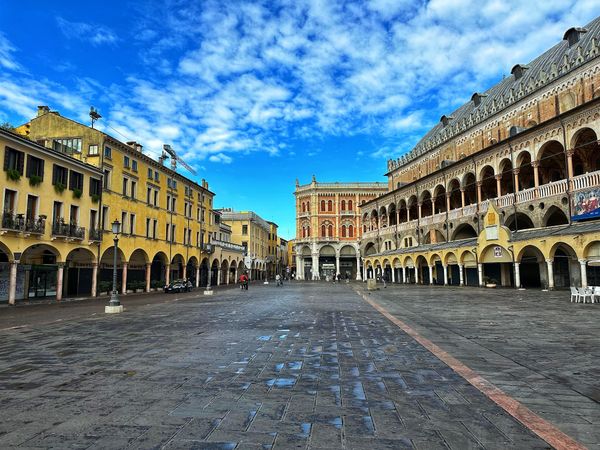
[89,178,101,196]
[52,164,68,186]
[26,155,44,180]
[68,170,83,191]
[3,146,24,174]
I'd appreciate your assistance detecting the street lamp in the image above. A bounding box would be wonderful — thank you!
[105,219,124,313]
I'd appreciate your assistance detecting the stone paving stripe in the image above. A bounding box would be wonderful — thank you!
[356,289,587,450]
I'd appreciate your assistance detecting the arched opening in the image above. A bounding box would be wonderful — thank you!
[551,244,578,289]
[64,248,96,297]
[127,249,149,292]
[480,244,514,287]
[571,128,600,175]
[348,224,354,237]
[370,210,379,230]
[379,206,388,227]
[451,223,477,240]
[518,246,545,288]
[415,255,429,284]
[420,190,433,217]
[229,260,238,284]
[301,246,312,280]
[433,185,446,214]
[187,256,198,286]
[423,229,445,244]
[348,200,353,210]
[199,257,210,286]
[171,254,185,281]
[445,252,460,285]
[320,200,325,211]
[584,241,600,286]
[99,246,126,294]
[211,259,220,284]
[516,152,534,190]
[341,199,346,211]
[407,196,418,221]
[479,165,496,200]
[544,206,569,227]
[327,200,333,212]
[430,254,443,284]
[339,245,357,279]
[151,252,168,287]
[461,251,478,286]
[364,242,377,257]
[220,260,229,285]
[447,179,461,210]
[319,245,336,280]
[504,213,535,231]
[403,256,415,283]
[498,158,514,195]
[538,140,566,184]
[398,200,407,223]
[388,203,397,226]
[463,173,477,205]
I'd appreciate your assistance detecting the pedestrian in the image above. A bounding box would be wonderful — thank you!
[275,273,282,286]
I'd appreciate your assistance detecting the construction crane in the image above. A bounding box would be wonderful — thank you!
[159,144,196,175]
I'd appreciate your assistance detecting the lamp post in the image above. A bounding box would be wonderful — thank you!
[105,219,124,313]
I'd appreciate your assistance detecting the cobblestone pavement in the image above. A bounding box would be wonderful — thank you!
[0,282,588,449]
[362,283,600,449]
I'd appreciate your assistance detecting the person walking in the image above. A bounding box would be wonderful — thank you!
[275,273,282,287]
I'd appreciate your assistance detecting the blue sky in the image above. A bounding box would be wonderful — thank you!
[0,0,598,239]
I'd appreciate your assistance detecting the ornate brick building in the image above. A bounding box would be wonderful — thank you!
[294,176,387,280]
[360,18,600,290]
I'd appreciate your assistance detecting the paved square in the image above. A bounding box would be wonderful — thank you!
[0,282,595,449]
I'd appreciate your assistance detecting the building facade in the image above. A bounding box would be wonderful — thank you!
[360,19,600,290]
[294,176,387,280]
[218,209,273,280]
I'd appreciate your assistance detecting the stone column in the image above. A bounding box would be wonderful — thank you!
[217,268,221,286]
[460,189,465,208]
[514,262,521,289]
[196,265,200,288]
[165,263,171,285]
[56,263,64,301]
[442,264,448,286]
[532,161,540,196]
[579,259,588,288]
[182,264,187,280]
[391,267,396,283]
[415,266,419,284]
[477,263,484,287]
[91,262,98,297]
[295,255,302,280]
[206,261,212,288]
[495,174,502,198]
[513,168,520,193]
[458,264,464,286]
[407,208,410,221]
[356,256,362,280]
[476,181,482,204]
[418,203,422,219]
[335,253,340,277]
[312,253,319,280]
[445,192,451,213]
[401,266,406,283]
[566,149,574,185]
[8,261,18,305]
[428,265,434,285]
[145,263,152,292]
[121,262,128,295]
[546,259,554,290]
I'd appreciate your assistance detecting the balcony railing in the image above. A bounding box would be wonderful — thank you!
[572,171,600,191]
[210,238,246,253]
[516,187,535,203]
[1,212,46,234]
[52,221,85,240]
[88,228,103,242]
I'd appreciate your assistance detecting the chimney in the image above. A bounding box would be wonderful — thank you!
[37,106,50,117]
[126,141,143,152]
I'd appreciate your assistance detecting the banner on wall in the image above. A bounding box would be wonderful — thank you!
[572,188,600,221]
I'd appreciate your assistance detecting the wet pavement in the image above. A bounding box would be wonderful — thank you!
[0,282,593,449]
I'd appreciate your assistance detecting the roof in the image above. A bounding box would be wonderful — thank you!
[388,15,600,173]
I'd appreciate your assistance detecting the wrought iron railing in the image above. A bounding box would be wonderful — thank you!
[88,228,103,241]
[52,220,85,239]
[1,212,45,234]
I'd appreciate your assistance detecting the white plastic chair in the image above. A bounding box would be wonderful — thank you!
[570,287,579,303]
[593,287,600,304]
[579,287,594,304]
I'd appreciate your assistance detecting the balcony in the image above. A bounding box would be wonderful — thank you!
[340,210,355,216]
[1,212,46,235]
[52,221,85,240]
[88,228,103,242]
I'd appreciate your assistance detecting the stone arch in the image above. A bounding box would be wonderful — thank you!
[151,251,168,285]
[423,229,446,244]
[127,248,150,290]
[462,172,477,205]
[549,242,579,288]
[517,245,546,288]
[479,165,496,200]
[64,247,96,297]
[444,251,458,265]
[452,223,477,240]
[220,259,229,285]
[379,205,388,227]
[187,256,199,285]
[388,203,397,226]
[407,195,418,221]
[370,209,379,230]
[0,241,14,262]
[543,206,569,227]
[364,242,377,256]
[128,248,149,264]
[537,140,566,184]
[171,254,185,280]
[447,178,461,210]
[21,243,62,264]
[516,150,534,190]
[420,190,433,217]
[398,199,408,223]
[498,158,514,195]
[571,127,600,175]
[504,212,535,231]
[433,184,447,214]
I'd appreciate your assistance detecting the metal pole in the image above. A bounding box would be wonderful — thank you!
[109,236,120,306]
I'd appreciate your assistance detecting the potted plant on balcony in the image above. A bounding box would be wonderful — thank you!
[29,174,42,187]
[54,182,66,194]
[7,169,21,181]
[91,193,100,204]
[73,188,82,199]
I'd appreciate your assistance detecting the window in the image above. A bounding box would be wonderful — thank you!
[171,197,176,212]
[52,201,62,224]
[348,225,354,237]
[26,155,44,181]
[328,224,333,236]
[341,225,346,237]
[328,200,332,212]
[146,218,150,238]
[341,200,346,211]
[130,213,136,235]
[154,171,159,182]
[90,210,98,231]
[302,203,305,213]
[147,187,152,204]
[124,155,130,168]
[242,224,248,235]
[70,205,79,224]
[321,224,326,237]
[121,211,127,232]
[348,200,353,210]
[3,189,17,213]
[153,190,158,206]
[122,178,128,196]
[131,181,137,199]
[88,144,99,156]
[320,200,325,211]
[3,147,24,174]
[68,170,83,191]
[103,169,111,189]
[153,219,157,238]
[104,146,112,158]
[171,224,176,243]
[89,178,101,197]
[131,160,138,172]
[52,165,68,187]
[53,138,82,154]
[165,223,170,241]
[147,168,153,179]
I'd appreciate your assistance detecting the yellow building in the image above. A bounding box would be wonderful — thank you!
[266,221,279,278]
[218,209,272,280]
[4,107,246,302]
[1,128,102,303]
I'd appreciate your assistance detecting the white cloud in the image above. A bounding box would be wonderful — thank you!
[56,17,119,46]
[209,153,233,164]
[0,33,23,71]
